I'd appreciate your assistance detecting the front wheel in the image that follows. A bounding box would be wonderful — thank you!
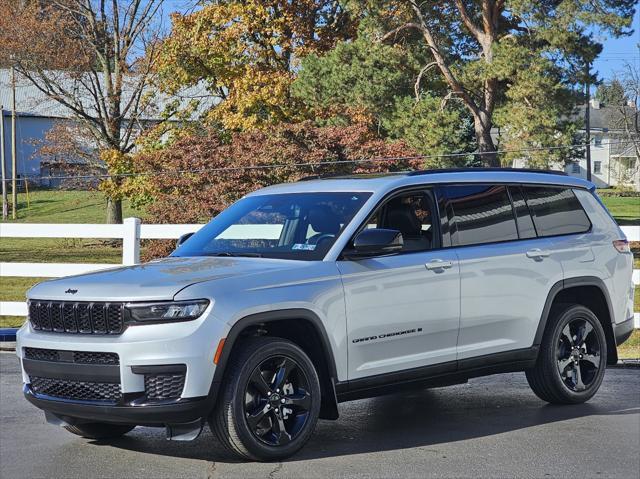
[526,304,607,404]
[209,336,321,461]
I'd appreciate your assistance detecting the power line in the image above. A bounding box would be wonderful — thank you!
[1,140,637,183]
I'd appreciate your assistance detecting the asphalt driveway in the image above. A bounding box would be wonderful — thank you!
[1,352,638,479]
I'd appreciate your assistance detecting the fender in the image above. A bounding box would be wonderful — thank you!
[209,308,340,419]
[533,276,616,362]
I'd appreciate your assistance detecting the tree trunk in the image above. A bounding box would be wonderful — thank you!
[106,198,123,224]
[474,115,499,167]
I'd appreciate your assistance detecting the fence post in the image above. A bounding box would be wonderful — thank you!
[122,217,141,265]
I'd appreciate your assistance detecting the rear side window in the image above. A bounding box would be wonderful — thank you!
[523,186,591,237]
[440,184,518,246]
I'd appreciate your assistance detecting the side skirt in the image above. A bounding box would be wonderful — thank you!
[335,347,539,403]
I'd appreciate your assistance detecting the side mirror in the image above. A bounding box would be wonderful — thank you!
[346,228,403,258]
[176,232,194,248]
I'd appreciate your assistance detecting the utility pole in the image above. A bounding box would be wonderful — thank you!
[1,104,7,220]
[584,60,592,182]
[11,64,17,219]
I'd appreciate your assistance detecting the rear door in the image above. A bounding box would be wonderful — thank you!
[439,184,564,359]
[338,188,460,380]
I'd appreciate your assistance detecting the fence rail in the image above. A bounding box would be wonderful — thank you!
[1,219,639,328]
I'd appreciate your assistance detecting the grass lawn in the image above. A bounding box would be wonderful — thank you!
[600,196,640,225]
[2,189,143,224]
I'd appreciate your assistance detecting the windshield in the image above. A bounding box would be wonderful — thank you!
[172,192,372,260]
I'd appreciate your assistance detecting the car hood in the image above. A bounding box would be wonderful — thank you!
[27,256,306,302]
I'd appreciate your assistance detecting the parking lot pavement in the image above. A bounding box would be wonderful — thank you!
[1,352,639,479]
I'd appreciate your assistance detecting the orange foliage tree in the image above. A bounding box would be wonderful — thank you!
[138,122,420,259]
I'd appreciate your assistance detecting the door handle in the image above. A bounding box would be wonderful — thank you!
[425,259,453,270]
[526,248,551,259]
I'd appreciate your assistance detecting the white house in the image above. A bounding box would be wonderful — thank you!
[565,99,639,190]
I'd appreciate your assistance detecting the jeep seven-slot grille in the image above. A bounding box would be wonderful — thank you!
[24,347,120,365]
[28,301,124,335]
[30,376,121,402]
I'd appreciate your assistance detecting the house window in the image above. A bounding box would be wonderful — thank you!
[594,161,602,174]
[594,136,602,147]
[571,162,580,174]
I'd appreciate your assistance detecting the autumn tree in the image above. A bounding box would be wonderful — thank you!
[157,0,355,130]
[0,0,167,223]
[374,0,636,166]
[136,121,419,258]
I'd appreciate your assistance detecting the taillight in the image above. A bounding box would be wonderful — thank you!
[613,239,630,253]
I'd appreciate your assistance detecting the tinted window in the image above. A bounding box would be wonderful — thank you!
[441,185,518,246]
[523,186,591,237]
[368,191,436,252]
[508,186,537,239]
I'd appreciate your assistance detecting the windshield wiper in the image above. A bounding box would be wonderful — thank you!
[207,252,263,258]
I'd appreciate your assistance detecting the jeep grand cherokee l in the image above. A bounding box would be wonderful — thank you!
[16,169,636,461]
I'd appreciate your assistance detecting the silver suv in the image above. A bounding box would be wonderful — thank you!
[16,169,636,461]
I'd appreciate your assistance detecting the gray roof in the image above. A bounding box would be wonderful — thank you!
[250,170,593,196]
[576,104,638,131]
[0,69,216,120]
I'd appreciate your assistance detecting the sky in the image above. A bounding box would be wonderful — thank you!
[592,8,640,84]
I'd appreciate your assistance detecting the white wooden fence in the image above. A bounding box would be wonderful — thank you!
[1,219,639,328]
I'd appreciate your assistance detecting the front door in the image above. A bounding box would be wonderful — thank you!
[337,189,460,380]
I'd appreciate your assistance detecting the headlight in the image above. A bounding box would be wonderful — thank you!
[126,300,209,323]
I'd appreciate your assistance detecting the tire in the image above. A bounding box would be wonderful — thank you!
[526,303,607,404]
[210,336,321,461]
[64,423,135,439]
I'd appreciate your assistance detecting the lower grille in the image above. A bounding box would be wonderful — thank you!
[24,347,119,365]
[30,376,122,402]
[145,373,185,400]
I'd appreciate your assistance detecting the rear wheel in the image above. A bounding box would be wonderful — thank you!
[64,423,135,439]
[210,336,321,461]
[526,304,607,404]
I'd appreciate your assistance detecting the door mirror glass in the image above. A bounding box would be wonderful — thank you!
[348,228,403,258]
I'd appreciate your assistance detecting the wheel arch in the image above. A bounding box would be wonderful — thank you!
[534,276,618,365]
[211,309,340,420]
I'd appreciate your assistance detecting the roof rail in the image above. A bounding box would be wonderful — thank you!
[298,167,568,181]
[407,167,568,177]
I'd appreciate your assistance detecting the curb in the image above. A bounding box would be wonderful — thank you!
[0,328,18,352]
[611,359,640,368]
[0,342,16,352]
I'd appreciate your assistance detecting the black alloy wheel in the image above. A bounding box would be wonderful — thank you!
[526,303,607,404]
[556,318,601,392]
[210,336,321,461]
[244,355,312,446]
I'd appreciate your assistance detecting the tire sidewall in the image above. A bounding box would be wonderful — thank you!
[228,340,321,460]
[545,305,607,402]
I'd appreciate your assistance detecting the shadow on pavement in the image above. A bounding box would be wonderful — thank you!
[102,378,640,463]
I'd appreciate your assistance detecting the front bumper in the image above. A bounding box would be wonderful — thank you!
[23,385,215,426]
[16,308,228,426]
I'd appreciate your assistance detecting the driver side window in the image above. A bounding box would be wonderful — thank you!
[369,190,436,253]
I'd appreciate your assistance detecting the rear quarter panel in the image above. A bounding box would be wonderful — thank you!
[572,189,634,324]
